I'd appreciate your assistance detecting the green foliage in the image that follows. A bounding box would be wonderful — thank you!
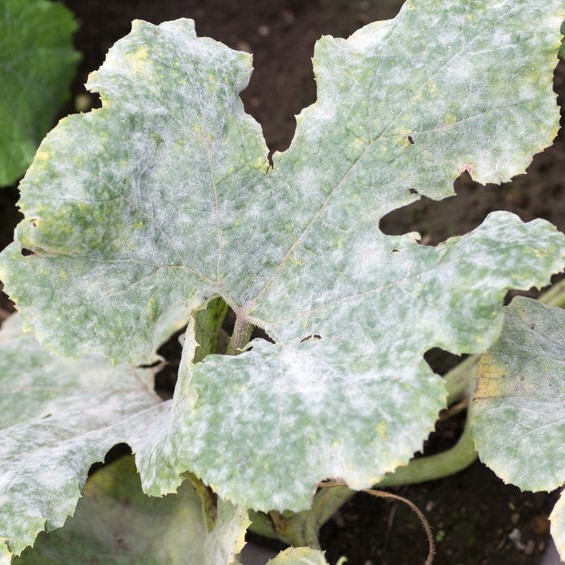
[0,0,79,186]
[0,0,564,561]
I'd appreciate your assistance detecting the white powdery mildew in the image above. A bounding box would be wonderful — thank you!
[0,0,564,517]
[472,298,565,492]
[0,315,162,556]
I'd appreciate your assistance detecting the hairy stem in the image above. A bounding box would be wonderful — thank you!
[226,315,253,355]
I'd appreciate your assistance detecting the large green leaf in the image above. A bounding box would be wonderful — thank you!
[1,2,565,513]
[471,297,565,491]
[14,456,248,565]
[0,315,162,556]
[0,0,79,186]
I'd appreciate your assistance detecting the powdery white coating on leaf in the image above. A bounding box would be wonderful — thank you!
[15,456,249,565]
[266,547,329,565]
[0,3,564,513]
[0,315,162,556]
[472,297,565,491]
[551,493,565,561]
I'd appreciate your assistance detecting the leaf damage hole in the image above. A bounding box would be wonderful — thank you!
[152,297,274,399]
[407,135,415,144]
[88,443,132,477]
[300,333,322,343]
[20,248,34,256]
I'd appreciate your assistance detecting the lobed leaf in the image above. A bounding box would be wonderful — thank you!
[13,456,248,565]
[1,1,565,513]
[472,297,565,491]
[0,0,79,186]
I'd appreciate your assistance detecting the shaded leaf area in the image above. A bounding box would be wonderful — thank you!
[0,315,162,556]
[13,456,249,565]
[1,1,565,513]
[472,297,565,492]
[0,0,80,186]
[266,547,330,565]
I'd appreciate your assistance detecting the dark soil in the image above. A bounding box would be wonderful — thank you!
[2,0,564,563]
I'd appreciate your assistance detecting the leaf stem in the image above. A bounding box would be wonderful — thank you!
[226,315,254,355]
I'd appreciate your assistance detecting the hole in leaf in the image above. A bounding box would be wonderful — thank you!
[152,297,274,399]
[380,156,565,245]
[88,443,132,477]
[153,325,187,400]
[407,135,415,144]
[20,248,34,256]
[300,333,322,343]
[424,347,467,377]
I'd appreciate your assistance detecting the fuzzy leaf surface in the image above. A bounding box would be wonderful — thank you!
[472,297,565,491]
[14,456,248,565]
[1,2,565,512]
[551,493,565,561]
[0,0,79,186]
[0,315,162,556]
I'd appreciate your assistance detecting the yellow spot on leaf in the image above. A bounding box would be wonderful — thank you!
[474,356,505,400]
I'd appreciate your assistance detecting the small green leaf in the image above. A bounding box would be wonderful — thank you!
[551,492,565,561]
[13,456,248,565]
[266,547,329,565]
[472,297,565,491]
[0,0,80,186]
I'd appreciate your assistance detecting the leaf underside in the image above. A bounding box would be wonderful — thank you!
[472,297,565,491]
[13,456,249,565]
[0,0,79,186]
[0,0,564,516]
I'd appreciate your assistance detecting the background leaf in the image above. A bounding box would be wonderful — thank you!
[471,297,565,491]
[551,492,565,561]
[266,547,329,565]
[1,2,565,512]
[0,0,80,186]
[0,315,161,556]
[14,456,248,565]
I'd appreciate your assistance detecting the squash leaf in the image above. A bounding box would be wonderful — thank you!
[471,297,565,562]
[0,315,161,556]
[472,297,565,491]
[551,492,565,561]
[13,456,248,565]
[0,0,79,186]
[1,2,565,513]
